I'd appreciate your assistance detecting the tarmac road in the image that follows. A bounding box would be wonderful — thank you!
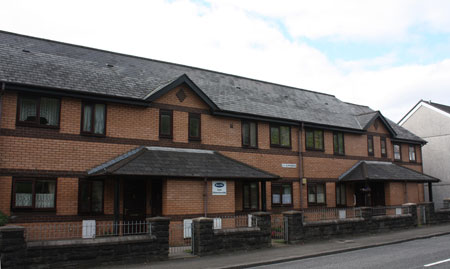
[251,234,450,269]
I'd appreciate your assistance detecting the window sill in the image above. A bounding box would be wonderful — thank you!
[333,152,345,156]
[80,132,106,138]
[307,204,327,207]
[16,122,60,129]
[305,148,324,152]
[159,135,173,140]
[271,204,293,207]
[11,209,57,213]
[188,137,201,142]
[270,145,292,149]
[242,146,259,149]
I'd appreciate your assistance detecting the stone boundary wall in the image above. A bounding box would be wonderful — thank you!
[0,217,169,269]
[192,212,271,256]
[421,201,450,224]
[284,204,418,244]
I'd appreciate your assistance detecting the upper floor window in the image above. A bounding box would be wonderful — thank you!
[409,145,416,162]
[308,183,326,206]
[188,113,201,141]
[81,102,106,135]
[380,137,387,157]
[367,135,374,156]
[272,183,292,206]
[305,129,324,151]
[17,95,60,127]
[393,143,401,161]
[270,125,291,148]
[333,132,345,155]
[12,178,56,210]
[242,121,257,148]
[159,109,173,139]
[78,179,104,214]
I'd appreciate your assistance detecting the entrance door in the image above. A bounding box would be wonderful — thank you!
[354,182,385,207]
[151,180,163,217]
[370,182,385,206]
[123,179,146,234]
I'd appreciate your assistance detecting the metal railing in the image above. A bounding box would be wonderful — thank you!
[24,220,150,242]
[371,206,410,216]
[302,207,362,222]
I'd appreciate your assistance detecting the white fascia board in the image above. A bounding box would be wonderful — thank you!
[399,101,450,126]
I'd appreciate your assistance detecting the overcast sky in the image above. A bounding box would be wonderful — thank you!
[2,0,450,122]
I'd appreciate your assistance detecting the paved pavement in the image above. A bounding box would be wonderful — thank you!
[99,224,450,269]
[252,233,450,268]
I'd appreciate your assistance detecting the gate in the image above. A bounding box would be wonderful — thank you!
[271,214,285,243]
[169,220,192,257]
[417,204,427,225]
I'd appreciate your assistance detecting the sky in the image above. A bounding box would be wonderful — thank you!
[2,0,450,122]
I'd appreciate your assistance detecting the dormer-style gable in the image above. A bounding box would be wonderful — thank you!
[144,74,219,111]
[356,111,397,137]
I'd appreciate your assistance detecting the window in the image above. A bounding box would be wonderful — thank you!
[12,178,56,210]
[188,113,201,141]
[78,179,104,214]
[270,125,291,147]
[81,102,106,135]
[271,183,292,206]
[243,182,259,210]
[394,143,401,161]
[305,129,324,151]
[17,95,60,127]
[242,121,258,148]
[159,110,173,138]
[308,183,326,205]
[333,132,345,155]
[336,183,346,207]
[367,135,374,156]
[380,137,387,157]
[409,145,416,162]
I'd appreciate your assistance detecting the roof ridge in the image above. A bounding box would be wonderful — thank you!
[356,111,378,116]
[0,30,336,98]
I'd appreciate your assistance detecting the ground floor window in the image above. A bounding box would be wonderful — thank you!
[308,183,326,205]
[271,183,292,206]
[243,182,259,210]
[78,179,104,214]
[336,183,346,207]
[12,178,56,210]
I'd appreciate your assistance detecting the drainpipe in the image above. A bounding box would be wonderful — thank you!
[204,178,208,217]
[0,82,5,135]
[298,123,304,209]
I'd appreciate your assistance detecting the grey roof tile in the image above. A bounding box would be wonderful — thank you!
[0,31,423,142]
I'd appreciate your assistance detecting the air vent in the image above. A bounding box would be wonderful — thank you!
[106,64,114,68]
[22,49,30,53]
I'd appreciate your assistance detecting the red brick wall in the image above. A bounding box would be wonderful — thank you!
[0,88,426,220]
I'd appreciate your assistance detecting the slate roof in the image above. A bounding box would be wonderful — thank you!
[428,101,450,115]
[0,31,422,142]
[87,146,279,180]
[338,161,439,182]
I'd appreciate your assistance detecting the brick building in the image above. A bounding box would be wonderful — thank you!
[0,31,439,227]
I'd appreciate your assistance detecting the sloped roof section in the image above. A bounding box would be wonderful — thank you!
[339,161,439,182]
[88,146,279,180]
[428,101,450,114]
[0,31,422,142]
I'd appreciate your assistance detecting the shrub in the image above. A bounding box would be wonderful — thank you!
[0,211,8,226]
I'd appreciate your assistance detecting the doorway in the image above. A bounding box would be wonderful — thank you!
[355,182,385,207]
[151,180,163,217]
[123,179,146,234]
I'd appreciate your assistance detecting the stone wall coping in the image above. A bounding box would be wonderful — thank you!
[192,217,214,222]
[213,227,260,235]
[443,198,450,201]
[303,217,364,226]
[27,234,155,248]
[0,225,25,232]
[251,212,271,216]
[283,210,302,215]
[372,214,411,221]
[146,216,170,222]
[402,203,417,206]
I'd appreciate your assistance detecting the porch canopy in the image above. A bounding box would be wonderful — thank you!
[338,161,440,183]
[88,146,279,180]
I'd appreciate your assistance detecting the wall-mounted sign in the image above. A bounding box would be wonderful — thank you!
[212,181,227,195]
[282,163,297,168]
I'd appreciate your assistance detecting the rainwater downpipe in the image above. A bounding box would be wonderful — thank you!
[298,122,304,209]
[0,82,5,135]
[204,178,208,217]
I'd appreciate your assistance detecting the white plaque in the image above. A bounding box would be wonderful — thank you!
[212,181,227,195]
[282,163,297,168]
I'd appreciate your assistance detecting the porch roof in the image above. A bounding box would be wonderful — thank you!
[338,161,440,183]
[87,146,279,180]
